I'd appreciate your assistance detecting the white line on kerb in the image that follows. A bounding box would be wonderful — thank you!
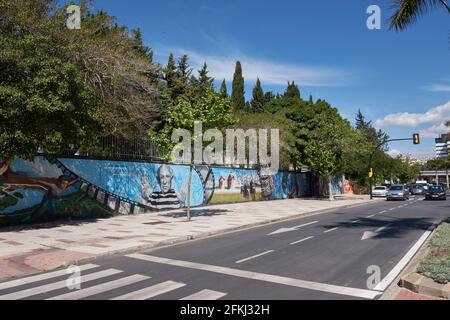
[373,225,437,291]
[290,236,314,245]
[324,227,338,233]
[235,250,275,264]
[127,254,381,299]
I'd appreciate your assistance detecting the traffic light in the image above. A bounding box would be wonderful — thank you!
[413,133,420,145]
[368,168,373,178]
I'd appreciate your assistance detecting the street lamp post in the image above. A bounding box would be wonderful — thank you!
[368,134,420,200]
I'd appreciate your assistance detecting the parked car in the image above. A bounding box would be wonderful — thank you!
[410,184,425,195]
[425,185,447,201]
[372,186,388,197]
[387,185,410,201]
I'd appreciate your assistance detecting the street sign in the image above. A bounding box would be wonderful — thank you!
[413,133,420,145]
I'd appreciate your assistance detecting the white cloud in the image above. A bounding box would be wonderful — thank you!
[154,46,352,87]
[387,149,401,157]
[422,84,450,92]
[419,123,449,138]
[374,101,450,128]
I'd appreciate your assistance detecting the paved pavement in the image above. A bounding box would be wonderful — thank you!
[0,194,448,300]
[0,196,374,280]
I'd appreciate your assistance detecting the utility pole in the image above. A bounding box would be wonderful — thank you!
[369,134,420,199]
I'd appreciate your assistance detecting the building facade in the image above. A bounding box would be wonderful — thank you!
[435,133,450,158]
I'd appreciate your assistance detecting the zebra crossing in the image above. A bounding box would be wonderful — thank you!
[0,264,227,300]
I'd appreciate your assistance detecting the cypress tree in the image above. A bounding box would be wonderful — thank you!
[250,78,265,113]
[219,79,228,98]
[231,61,245,110]
[284,81,301,99]
[308,94,314,105]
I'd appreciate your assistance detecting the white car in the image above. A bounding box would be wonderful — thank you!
[372,186,388,197]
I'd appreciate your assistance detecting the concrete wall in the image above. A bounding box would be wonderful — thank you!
[0,156,343,226]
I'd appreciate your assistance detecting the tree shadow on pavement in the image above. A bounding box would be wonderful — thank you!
[322,216,437,240]
[159,208,230,219]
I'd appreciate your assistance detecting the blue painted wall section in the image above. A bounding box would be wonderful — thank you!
[0,156,343,226]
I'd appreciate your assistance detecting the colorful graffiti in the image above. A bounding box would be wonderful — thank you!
[0,156,344,227]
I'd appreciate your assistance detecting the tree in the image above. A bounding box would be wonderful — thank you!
[250,78,265,113]
[131,28,153,62]
[231,61,245,110]
[219,79,228,99]
[63,7,164,138]
[151,88,235,221]
[189,62,214,104]
[165,53,177,102]
[264,91,275,104]
[390,0,450,31]
[284,81,301,99]
[426,158,444,183]
[286,98,354,197]
[170,54,192,103]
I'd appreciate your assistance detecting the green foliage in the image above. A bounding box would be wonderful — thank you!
[231,61,245,110]
[219,79,228,99]
[152,88,235,161]
[417,222,450,284]
[284,81,301,99]
[250,78,264,113]
[0,0,164,160]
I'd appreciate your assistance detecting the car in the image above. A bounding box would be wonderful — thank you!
[410,184,425,195]
[372,186,388,197]
[425,185,447,201]
[387,184,410,201]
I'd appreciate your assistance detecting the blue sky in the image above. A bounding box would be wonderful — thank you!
[89,0,450,157]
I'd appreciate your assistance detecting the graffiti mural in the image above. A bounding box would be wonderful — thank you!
[0,157,112,226]
[210,168,262,204]
[0,156,344,227]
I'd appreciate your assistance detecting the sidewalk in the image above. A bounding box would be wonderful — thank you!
[0,197,377,281]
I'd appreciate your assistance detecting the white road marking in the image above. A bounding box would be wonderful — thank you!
[0,264,98,291]
[46,274,149,300]
[180,289,227,300]
[110,281,185,300]
[373,225,437,291]
[350,220,359,224]
[290,236,314,245]
[379,210,387,214]
[324,227,338,233]
[389,208,395,211]
[361,223,392,241]
[366,215,375,218]
[236,250,275,264]
[268,221,319,235]
[0,269,121,300]
[127,254,381,299]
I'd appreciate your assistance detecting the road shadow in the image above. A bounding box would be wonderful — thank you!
[159,208,230,219]
[322,216,437,240]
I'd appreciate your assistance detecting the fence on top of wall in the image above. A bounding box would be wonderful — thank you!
[0,155,344,227]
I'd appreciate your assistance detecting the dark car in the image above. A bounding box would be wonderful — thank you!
[425,185,447,201]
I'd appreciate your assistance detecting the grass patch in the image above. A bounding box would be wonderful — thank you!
[209,192,262,204]
[417,221,450,284]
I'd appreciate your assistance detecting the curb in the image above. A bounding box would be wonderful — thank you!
[0,198,382,281]
[399,273,450,299]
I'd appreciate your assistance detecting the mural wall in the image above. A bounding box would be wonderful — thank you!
[0,156,343,226]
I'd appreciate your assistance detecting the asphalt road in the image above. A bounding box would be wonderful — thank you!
[1,195,449,300]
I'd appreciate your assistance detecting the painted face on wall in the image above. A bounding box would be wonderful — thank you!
[158,165,173,193]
